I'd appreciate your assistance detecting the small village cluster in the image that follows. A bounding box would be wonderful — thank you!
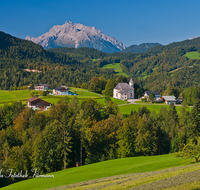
[27,80,182,111]
[27,84,76,110]
[113,78,182,104]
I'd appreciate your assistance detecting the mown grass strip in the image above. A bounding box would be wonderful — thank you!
[166,181,200,190]
[2,154,192,190]
[48,163,200,190]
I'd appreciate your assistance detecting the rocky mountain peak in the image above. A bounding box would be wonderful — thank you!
[25,21,126,53]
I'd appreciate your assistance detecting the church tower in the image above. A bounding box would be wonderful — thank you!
[129,78,134,88]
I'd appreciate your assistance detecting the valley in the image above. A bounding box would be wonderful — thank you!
[2,0,200,189]
[1,28,200,189]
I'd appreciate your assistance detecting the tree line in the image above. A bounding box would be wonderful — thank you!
[1,97,200,187]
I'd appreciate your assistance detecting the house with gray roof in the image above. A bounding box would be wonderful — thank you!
[53,86,69,95]
[35,84,51,91]
[161,96,176,105]
[113,79,134,100]
[143,91,160,96]
[142,91,160,101]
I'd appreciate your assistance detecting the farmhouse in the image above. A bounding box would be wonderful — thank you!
[161,96,176,105]
[35,84,51,91]
[27,97,51,110]
[143,91,160,97]
[53,86,69,95]
[113,78,134,100]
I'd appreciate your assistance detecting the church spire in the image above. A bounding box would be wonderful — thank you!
[129,78,133,88]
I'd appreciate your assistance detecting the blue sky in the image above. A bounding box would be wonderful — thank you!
[1,0,200,47]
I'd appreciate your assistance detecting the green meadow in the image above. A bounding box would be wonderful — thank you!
[0,90,33,103]
[184,51,200,59]
[0,89,187,115]
[118,104,184,114]
[2,154,193,190]
[102,62,129,77]
[96,97,129,106]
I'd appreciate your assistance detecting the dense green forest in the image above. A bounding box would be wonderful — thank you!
[0,32,116,90]
[147,36,200,53]
[48,38,200,93]
[2,31,200,95]
[120,43,161,53]
[1,97,200,187]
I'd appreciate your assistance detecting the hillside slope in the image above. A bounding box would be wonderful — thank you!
[53,164,200,190]
[147,36,200,53]
[2,154,192,190]
[0,31,116,90]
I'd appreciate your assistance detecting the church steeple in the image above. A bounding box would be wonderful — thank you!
[129,78,133,88]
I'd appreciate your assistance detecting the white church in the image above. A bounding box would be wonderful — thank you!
[113,78,134,100]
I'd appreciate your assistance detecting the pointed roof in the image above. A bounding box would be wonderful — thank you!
[114,83,134,90]
[129,78,133,83]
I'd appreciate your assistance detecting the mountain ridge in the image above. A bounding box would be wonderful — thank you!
[120,43,162,53]
[25,21,126,53]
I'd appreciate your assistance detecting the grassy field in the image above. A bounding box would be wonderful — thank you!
[0,89,188,115]
[0,89,130,108]
[118,104,184,114]
[0,90,33,103]
[52,163,200,190]
[96,97,129,106]
[91,59,98,61]
[102,63,129,77]
[0,88,101,103]
[184,51,200,59]
[2,154,194,190]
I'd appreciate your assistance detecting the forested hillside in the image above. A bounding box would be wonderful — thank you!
[0,32,116,90]
[2,31,200,94]
[120,43,161,53]
[48,39,200,93]
[147,36,200,53]
[47,47,108,61]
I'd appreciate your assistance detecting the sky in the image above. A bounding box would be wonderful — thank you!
[1,0,200,47]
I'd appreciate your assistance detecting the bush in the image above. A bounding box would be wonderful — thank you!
[141,97,147,102]
[42,91,47,96]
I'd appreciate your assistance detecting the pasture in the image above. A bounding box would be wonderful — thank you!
[0,89,187,115]
[0,90,32,104]
[184,51,200,59]
[102,62,129,77]
[0,89,128,107]
[2,154,193,190]
[118,103,184,114]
